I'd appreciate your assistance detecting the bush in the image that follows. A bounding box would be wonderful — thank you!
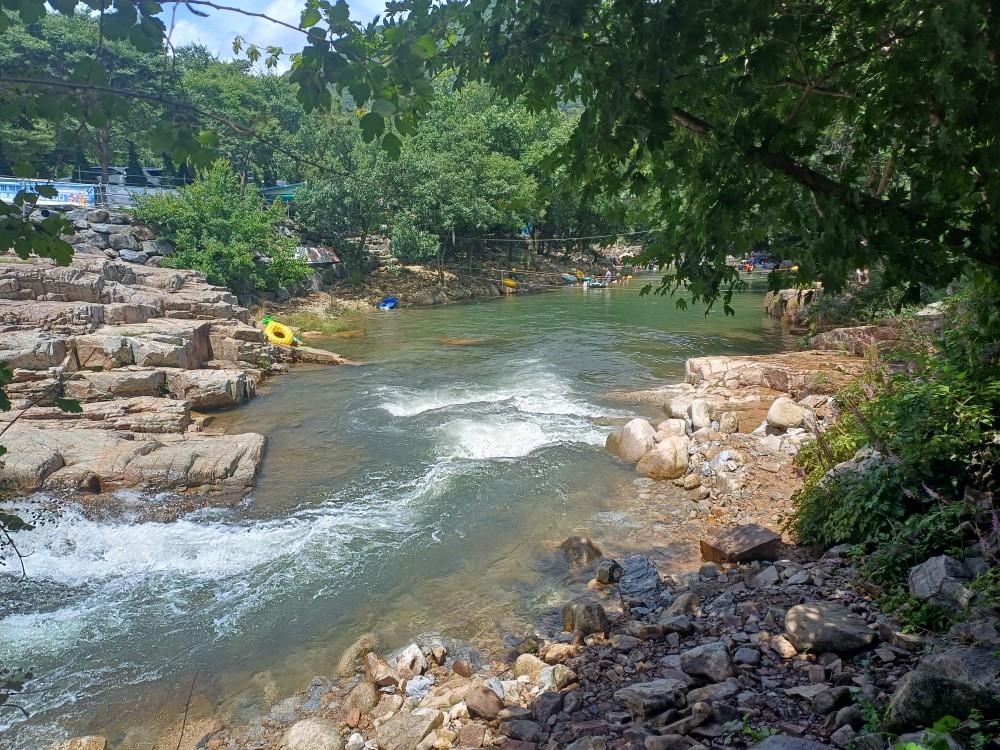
[790,277,1000,621]
[389,212,439,264]
[133,161,310,294]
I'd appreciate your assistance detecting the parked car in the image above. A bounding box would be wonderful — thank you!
[140,167,164,186]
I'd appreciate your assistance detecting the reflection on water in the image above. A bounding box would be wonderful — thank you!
[0,283,785,748]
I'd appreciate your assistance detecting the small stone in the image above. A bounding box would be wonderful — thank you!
[452,658,473,677]
[750,738,830,750]
[830,724,857,749]
[733,647,761,666]
[784,684,831,700]
[766,397,807,429]
[627,621,664,640]
[376,708,443,750]
[659,614,693,635]
[719,411,739,434]
[542,643,578,663]
[811,686,853,715]
[499,719,543,743]
[346,733,365,750]
[769,635,798,659]
[612,634,642,652]
[750,566,780,588]
[364,652,399,687]
[457,723,487,748]
[533,692,564,723]
[907,555,974,610]
[665,592,700,616]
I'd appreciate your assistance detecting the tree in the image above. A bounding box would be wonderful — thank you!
[277,0,1000,309]
[133,161,310,295]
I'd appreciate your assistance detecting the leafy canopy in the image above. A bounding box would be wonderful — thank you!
[133,161,310,294]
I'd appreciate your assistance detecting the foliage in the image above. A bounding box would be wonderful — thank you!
[389,212,438,264]
[894,712,1000,750]
[790,276,1000,625]
[802,266,935,331]
[133,162,310,294]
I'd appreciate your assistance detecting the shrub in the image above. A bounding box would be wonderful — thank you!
[389,212,439,264]
[133,161,310,294]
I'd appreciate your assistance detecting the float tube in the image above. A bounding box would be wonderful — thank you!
[501,278,518,289]
[262,315,298,346]
[378,296,399,310]
[560,273,577,284]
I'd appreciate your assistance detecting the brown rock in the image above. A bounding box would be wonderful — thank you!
[700,524,782,563]
[458,723,487,748]
[452,658,473,677]
[47,738,107,750]
[466,685,505,719]
[364,652,399,687]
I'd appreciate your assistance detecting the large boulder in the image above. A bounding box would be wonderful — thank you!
[785,601,877,654]
[689,399,712,430]
[283,718,344,750]
[766,396,807,430]
[636,435,689,479]
[887,647,1000,730]
[63,369,167,402]
[165,368,257,410]
[465,685,504,719]
[606,418,658,462]
[700,524,782,563]
[908,555,974,610]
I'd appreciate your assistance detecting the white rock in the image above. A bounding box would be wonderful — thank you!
[636,435,690,479]
[689,399,712,430]
[606,418,658,462]
[766,396,807,430]
[346,733,366,750]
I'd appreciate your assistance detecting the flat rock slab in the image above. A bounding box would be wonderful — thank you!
[618,554,664,607]
[614,678,688,718]
[751,736,832,750]
[700,524,782,563]
[785,601,877,654]
[292,345,359,365]
[375,708,443,750]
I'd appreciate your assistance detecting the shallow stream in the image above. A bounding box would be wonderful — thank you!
[0,279,786,748]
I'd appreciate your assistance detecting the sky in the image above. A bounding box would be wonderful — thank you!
[162,0,386,71]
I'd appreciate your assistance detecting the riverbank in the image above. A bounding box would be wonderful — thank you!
[91,334,994,750]
[0,254,353,513]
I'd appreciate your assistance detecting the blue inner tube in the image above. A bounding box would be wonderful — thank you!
[378,296,399,310]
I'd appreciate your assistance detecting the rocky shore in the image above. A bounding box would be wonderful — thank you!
[51,341,997,750]
[0,254,352,510]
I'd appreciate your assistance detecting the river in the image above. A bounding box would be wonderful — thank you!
[0,280,786,748]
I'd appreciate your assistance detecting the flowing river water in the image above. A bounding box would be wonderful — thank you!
[1,280,787,748]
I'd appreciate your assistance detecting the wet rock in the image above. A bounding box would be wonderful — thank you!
[680,642,734,683]
[283,718,344,750]
[636,435,690,480]
[595,557,625,584]
[700,524,782,564]
[619,554,664,606]
[614,678,688,718]
[908,556,974,610]
[376,708,443,750]
[562,597,610,635]
[606,418,658,462]
[887,646,1000,730]
[560,536,604,565]
[785,602,877,654]
[766,397,807,429]
[396,643,428,680]
[466,685,505,719]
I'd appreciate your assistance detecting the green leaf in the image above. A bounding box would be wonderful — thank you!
[36,185,58,199]
[371,98,396,117]
[382,132,402,159]
[359,111,385,141]
[54,397,83,414]
[410,35,437,60]
[12,162,36,178]
[329,0,350,24]
[301,7,321,28]
[0,512,34,532]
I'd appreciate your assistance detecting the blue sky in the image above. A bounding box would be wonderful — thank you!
[163,0,386,70]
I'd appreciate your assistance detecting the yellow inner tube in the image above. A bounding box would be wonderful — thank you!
[264,321,295,346]
[502,278,517,289]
